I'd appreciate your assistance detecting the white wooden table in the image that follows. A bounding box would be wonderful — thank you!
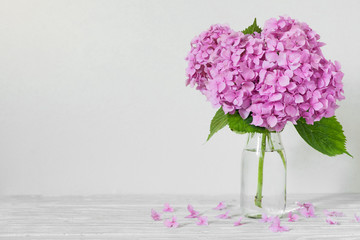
[1,194,360,239]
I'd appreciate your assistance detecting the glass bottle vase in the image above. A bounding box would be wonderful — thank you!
[240,132,287,218]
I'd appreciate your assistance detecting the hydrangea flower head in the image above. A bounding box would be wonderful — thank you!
[186,25,268,118]
[253,16,345,130]
[186,17,345,131]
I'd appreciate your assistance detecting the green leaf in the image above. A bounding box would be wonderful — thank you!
[207,108,228,141]
[294,116,352,157]
[227,111,268,134]
[242,18,262,35]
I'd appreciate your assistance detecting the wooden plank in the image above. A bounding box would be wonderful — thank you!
[1,194,360,239]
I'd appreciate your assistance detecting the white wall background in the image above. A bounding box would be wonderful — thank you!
[0,0,359,196]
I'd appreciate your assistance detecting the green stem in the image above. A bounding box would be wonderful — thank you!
[255,133,267,208]
[278,150,286,170]
[268,134,286,169]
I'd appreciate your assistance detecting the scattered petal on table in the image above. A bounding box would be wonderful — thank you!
[185,204,199,218]
[151,209,161,221]
[269,216,289,232]
[324,209,344,217]
[214,201,227,210]
[163,203,174,212]
[299,205,315,218]
[296,202,314,210]
[164,216,179,228]
[216,211,230,219]
[233,217,244,226]
[187,204,196,213]
[288,211,299,222]
[196,216,208,226]
[259,213,273,223]
[326,217,339,225]
[354,214,360,223]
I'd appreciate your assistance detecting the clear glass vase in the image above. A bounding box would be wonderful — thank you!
[240,132,287,218]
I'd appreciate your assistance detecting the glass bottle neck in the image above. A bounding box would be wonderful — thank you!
[244,132,283,152]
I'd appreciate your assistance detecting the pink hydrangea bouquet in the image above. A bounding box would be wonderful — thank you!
[185,16,351,214]
[186,16,350,155]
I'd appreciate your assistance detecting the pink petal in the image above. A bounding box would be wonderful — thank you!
[312,102,323,111]
[299,205,315,218]
[188,204,198,213]
[262,105,273,115]
[267,116,278,128]
[265,52,278,62]
[278,76,290,87]
[284,69,293,78]
[294,94,304,103]
[233,217,244,226]
[326,217,338,225]
[242,68,255,80]
[334,60,341,71]
[164,216,178,228]
[218,82,226,93]
[269,93,282,102]
[214,202,226,210]
[288,211,299,222]
[269,216,289,232]
[285,105,297,117]
[187,204,194,213]
[272,216,280,224]
[264,18,278,31]
[216,211,230,219]
[163,203,174,212]
[287,82,297,91]
[251,114,264,126]
[263,61,275,69]
[277,42,284,51]
[196,216,208,226]
[242,82,255,92]
[185,204,199,218]
[185,212,199,218]
[324,210,344,217]
[354,214,360,223]
[296,202,314,209]
[269,225,289,233]
[164,220,172,228]
[222,104,234,114]
[151,209,161,221]
[238,109,250,119]
[274,102,284,111]
[277,52,287,66]
[265,73,277,85]
[278,226,289,232]
[259,213,273,223]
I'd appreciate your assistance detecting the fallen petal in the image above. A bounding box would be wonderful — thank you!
[216,211,230,219]
[151,209,161,221]
[354,214,360,223]
[214,202,227,210]
[326,217,339,225]
[288,211,299,222]
[163,203,174,212]
[324,210,344,217]
[299,205,315,218]
[196,216,208,226]
[164,216,179,228]
[185,204,199,218]
[233,217,244,226]
[259,213,273,223]
[269,216,289,232]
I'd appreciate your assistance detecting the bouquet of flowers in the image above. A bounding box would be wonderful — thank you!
[185,16,351,212]
[186,16,350,156]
